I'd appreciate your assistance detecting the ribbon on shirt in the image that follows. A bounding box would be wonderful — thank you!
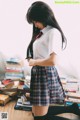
[35,31,43,39]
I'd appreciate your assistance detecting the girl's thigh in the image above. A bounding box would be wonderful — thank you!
[32,105,49,116]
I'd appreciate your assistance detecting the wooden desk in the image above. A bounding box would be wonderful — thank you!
[0,100,33,120]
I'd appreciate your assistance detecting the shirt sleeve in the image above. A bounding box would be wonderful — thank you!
[48,28,62,55]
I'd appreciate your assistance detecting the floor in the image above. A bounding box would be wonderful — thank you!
[0,101,80,120]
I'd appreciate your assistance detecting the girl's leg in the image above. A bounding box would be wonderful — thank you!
[31,103,80,120]
[26,93,80,116]
[32,106,49,120]
[46,115,75,120]
[47,103,80,116]
[33,106,49,116]
[32,106,35,117]
[34,114,72,120]
[34,115,46,120]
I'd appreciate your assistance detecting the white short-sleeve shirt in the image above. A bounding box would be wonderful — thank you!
[33,25,62,59]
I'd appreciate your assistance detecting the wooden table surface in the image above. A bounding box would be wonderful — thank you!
[0,100,80,120]
[0,100,33,120]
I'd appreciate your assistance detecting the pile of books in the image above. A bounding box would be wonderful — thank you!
[5,57,24,80]
[60,77,80,108]
[14,97,32,111]
[65,92,80,108]
[0,82,18,106]
[61,77,78,92]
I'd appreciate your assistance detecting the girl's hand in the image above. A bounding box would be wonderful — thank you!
[29,59,36,66]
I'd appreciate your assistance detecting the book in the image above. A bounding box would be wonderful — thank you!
[66,92,80,99]
[65,97,80,104]
[65,101,80,109]
[0,94,11,106]
[14,98,32,111]
[65,97,80,109]
[3,91,17,97]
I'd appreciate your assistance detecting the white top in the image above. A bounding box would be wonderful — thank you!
[33,25,62,59]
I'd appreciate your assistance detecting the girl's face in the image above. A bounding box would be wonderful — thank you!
[33,21,45,29]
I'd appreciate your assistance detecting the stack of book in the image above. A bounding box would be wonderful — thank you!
[60,77,80,108]
[14,97,32,111]
[5,57,24,80]
[61,77,78,92]
[65,92,80,108]
[0,82,18,106]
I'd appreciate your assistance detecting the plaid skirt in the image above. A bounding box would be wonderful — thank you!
[30,66,65,106]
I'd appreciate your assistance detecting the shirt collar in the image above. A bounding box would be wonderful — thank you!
[41,25,53,34]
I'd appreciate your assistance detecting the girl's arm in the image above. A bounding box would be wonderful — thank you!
[28,52,56,66]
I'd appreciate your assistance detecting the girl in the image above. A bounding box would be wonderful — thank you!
[26,1,80,120]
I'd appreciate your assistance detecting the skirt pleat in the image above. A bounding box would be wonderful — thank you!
[30,66,65,106]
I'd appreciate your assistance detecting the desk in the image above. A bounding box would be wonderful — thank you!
[0,100,33,120]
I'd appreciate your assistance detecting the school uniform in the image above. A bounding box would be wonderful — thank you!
[30,25,65,106]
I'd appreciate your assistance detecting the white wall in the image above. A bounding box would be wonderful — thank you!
[0,0,80,79]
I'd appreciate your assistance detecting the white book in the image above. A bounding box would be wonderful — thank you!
[17,98,32,107]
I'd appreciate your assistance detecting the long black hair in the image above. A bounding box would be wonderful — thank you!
[26,1,67,59]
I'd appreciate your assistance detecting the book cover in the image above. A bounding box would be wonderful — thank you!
[0,94,10,106]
